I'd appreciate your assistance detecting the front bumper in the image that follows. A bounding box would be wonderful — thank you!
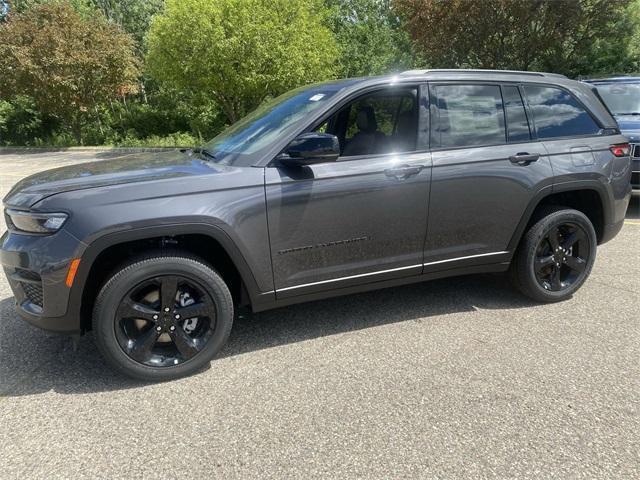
[1,229,83,333]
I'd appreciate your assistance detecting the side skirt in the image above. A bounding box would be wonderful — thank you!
[251,262,510,313]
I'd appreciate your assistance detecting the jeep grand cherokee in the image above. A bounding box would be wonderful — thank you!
[1,70,632,380]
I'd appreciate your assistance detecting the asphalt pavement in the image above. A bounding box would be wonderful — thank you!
[0,151,638,479]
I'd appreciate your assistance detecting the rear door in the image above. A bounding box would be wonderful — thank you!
[265,85,432,297]
[521,84,606,183]
[424,82,553,269]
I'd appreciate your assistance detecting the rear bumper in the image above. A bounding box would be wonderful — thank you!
[1,229,83,334]
[600,219,625,245]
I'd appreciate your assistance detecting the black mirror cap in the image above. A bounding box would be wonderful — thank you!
[279,132,340,167]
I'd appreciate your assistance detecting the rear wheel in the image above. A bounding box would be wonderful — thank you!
[92,254,233,381]
[511,207,597,302]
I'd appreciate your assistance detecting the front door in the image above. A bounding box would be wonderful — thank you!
[266,85,432,298]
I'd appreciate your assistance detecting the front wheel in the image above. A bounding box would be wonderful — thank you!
[511,207,597,303]
[92,254,233,381]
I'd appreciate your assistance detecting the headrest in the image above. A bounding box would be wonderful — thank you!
[356,106,378,133]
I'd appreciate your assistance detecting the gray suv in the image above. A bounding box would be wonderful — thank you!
[1,70,632,380]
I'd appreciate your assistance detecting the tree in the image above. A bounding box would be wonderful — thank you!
[11,0,95,16]
[628,0,640,72]
[395,0,635,77]
[11,0,163,52]
[88,0,164,53]
[0,1,139,143]
[146,0,338,124]
[326,0,415,77]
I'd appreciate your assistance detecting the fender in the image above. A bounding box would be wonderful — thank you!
[67,221,275,326]
[506,179,611,252]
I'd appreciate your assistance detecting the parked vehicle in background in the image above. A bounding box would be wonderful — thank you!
[1,70,632,381]
[585,77,640,189]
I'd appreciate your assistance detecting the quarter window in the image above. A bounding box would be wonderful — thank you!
[431,84,506,148]
[502,86,531,143]
[524,85,600,139]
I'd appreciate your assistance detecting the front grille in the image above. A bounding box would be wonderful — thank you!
[632,144,640,158]
[21,281,43,307]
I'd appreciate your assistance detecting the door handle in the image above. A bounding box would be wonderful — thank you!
[384,164,424,180]
[509,152,540,166]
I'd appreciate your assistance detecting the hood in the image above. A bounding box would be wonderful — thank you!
[614,115,640,142]
[4,151,222,208]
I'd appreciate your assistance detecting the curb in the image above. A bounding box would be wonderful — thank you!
[0,146,182,154]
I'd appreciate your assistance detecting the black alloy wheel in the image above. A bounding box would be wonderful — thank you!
[115,275,217,367]
[533,222,590,292]
[511,207,597,303]
[93,255,234,381]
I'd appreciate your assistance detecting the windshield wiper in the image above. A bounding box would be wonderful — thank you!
[182,147,217,161]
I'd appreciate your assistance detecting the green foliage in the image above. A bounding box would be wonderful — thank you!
[326,0,415,76]
[0,1,140,143]
[88,0,164,53]
[11,0,95,17]
[628,0,640,72]
[146,0,338,123]
[396,0,636,78]
[11,1,163,51]
[111,132,198,148]
[3,0,640,147]
[0,96,46,145]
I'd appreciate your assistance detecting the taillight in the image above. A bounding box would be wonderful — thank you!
[610,143,630,157]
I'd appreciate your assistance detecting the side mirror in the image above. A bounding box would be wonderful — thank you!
[278,132,340,167]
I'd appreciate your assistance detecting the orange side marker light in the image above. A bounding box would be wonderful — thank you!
[66,259,81,287]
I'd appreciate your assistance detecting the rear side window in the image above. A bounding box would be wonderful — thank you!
[502,86,531,143]
[524,85,600,139]
[431,84,505,148]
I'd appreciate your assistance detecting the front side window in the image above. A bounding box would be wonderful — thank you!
[431,84,506,148]
[524,85,600,139]
[317,88,419,157]
[204,82,346,165]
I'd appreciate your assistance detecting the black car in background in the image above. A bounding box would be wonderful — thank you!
[585,77,640,189]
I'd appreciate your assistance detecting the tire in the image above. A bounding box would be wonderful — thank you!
[510,207,597,303]
[92,253,233,381]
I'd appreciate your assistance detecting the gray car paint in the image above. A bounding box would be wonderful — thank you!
[0,70,632,334]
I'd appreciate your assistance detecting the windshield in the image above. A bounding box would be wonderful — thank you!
[594,82,640,115]
[203,83,343,165]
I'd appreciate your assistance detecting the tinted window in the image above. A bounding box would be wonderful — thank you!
[319,88,418,157]
[431,85,506,148]
[524,85,600,139]
[502,86,531,143]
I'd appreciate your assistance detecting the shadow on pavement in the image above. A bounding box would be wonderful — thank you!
[0,273,536,397]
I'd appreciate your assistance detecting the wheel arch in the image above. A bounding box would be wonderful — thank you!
[508,181,610,253]
[70,223,270,333]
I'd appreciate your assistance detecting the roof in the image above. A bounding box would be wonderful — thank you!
[583,76,640,84]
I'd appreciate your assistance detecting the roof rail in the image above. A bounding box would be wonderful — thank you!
[400,69,567,79]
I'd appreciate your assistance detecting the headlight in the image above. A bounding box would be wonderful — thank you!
[5,209,68,234]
